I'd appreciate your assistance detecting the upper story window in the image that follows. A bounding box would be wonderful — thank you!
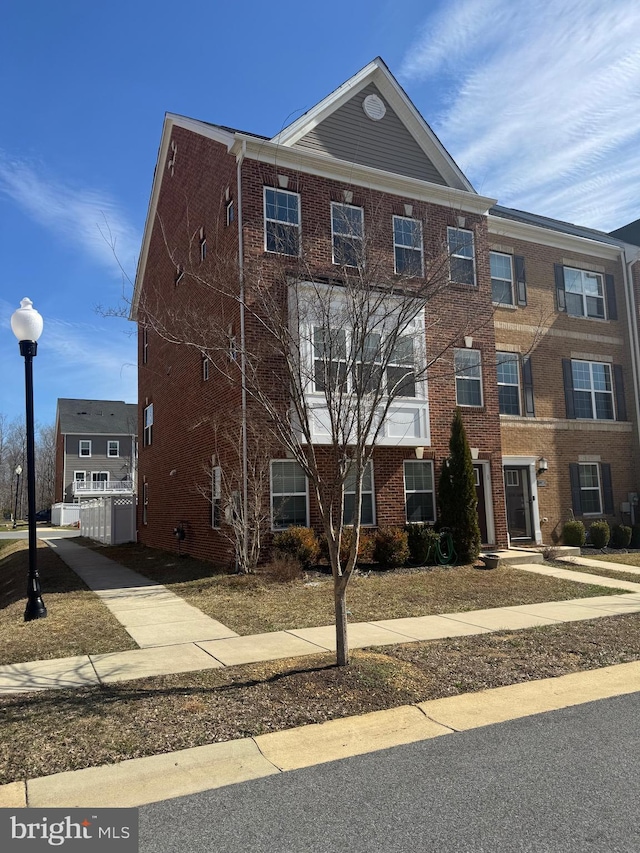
[202,356,210,381]
[393,216,423,276]
[313,327,417,398]
[225,200,234,226]
[404,460,435,523]
[199,228,207,262]
[331,202,364,267]
[561,267,605,319]
[571,360,614,420]
[264,187,300,256]
[490,252,514,305]
[142,327,148,365]
[79,440,91,457]
[143,404,154,446]
[496,352,520,415]
[454,349,483,407]
[271,460,308,529]
[175,265,184,286]
[447,227,476,286]
[107,441,120,457]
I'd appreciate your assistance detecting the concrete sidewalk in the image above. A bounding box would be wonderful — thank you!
[1,540,639,693]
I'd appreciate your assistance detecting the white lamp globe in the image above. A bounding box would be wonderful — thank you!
[11,298,43,343]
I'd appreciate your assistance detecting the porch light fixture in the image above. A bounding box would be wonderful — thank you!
[11,298,47,621]
[538,457,549,474]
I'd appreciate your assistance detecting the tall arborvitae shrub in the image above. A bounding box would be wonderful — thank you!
[438,408,481,564]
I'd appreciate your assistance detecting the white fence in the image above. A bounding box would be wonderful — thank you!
[51,503,82,527]
[80,496,137,545]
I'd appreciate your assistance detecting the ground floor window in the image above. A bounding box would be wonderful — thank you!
[404,460,435,522]
[570,461,613,516]
[271,460,308,529]
[578,463,602,515]
[344,461,375,525]
[212,466,221,529]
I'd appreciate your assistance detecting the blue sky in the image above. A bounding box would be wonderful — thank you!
[1,0,639,427]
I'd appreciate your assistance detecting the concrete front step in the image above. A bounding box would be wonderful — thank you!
[480,549,544,566]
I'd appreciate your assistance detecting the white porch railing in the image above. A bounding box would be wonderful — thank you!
[73,480,134,496]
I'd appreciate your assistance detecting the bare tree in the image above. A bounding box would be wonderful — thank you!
[137,190,499,666]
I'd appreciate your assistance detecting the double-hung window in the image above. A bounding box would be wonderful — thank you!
[143,404,154,446]
[331,202,364,267]
[404,460,435,523]
[571,360,614,420]
[79,440,91,457]
[579,463,602,514]
[107,441,119,457]
[344,461,375,526]
[490,252,514,305]
[448,227,476,285]
[264,187,300,256]
[313,327,348,393]
[454,349,483,406]
[386,336,416,397]
[142,481,148,525]
[393,216,423,276]
[212,466,221,529]
[564,268,605,319]
[271,460,308,529]
[496,352,520,415]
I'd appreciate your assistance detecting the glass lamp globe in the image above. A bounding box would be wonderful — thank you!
[11,298,43,343]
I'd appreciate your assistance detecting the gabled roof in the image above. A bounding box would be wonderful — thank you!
[56,399,137,436]
[271,58,474,192]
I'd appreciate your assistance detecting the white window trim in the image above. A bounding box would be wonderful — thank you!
[212,466,221,529]
[496,352,521,416]
[564,267,605,319]
[393,215,424,276]
[447,226,476,286]
[490,251,514,305]
[264,187,301,256]
[579,462,603,516]
[73,471,86,482]
[344,460,376,527]
[202,357,210,381]
[454,348,483,407]
[142,481,148,525]
[331,201,364,267]
[107,441,120,457]
[143,404,154,446]
[270,460,309,531]
[92,471,109,482]
[403,459,436,523]
[79,440,92,457]
[571,360,614,420]
[142,328,148,364]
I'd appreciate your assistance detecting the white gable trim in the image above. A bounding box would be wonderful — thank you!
[270,58,475,194]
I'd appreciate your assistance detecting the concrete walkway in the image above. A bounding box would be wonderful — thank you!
[1,542,640,694]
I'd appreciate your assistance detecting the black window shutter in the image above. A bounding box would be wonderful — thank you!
[613,364,627,421]
[515,256,527,306]
[601,463,614,515]
[562,359,575,419]
[554,264,566,312]
[522,355,535,417]
[569,463,582,515]
[605,274,617,320]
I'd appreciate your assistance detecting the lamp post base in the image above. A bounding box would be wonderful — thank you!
[24,596,47,621]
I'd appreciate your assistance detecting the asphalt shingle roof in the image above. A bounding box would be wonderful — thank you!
[57,399,137,435]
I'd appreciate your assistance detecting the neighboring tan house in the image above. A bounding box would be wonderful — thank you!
[54,399,137,503]
[130,57,640,564]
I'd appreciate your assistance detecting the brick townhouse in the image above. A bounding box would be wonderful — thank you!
[131,57,640,565]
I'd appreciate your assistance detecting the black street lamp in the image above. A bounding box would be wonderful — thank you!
[11,298,47,621]
[12,464,22,529]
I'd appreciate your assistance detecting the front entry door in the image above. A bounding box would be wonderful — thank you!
[504,466,533,540]
[473,464,488,544]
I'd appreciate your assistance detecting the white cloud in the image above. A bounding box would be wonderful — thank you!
[0,153,140,277]
[400,0,640,230]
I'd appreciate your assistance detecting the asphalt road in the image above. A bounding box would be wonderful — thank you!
[139,693,640,853]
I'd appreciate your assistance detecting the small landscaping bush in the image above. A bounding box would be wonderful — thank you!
[262,556,304,583]
[562,520,586,547]
[610,524,632,549]
[273,526,320,569]
[588,520,610,550]
[406,524,439,565]
[630,524,640,549]
[372,527,410,568]
[319,527,374,566]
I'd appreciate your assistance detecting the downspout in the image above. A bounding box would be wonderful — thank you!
[236,140,248,571]
[621,244,640,523]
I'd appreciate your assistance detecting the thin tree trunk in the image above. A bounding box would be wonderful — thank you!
[334,580,349,666]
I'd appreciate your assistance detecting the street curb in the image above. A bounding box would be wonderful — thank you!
[4,660,640,809]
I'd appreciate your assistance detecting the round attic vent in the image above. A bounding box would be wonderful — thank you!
[363,94,386,121]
